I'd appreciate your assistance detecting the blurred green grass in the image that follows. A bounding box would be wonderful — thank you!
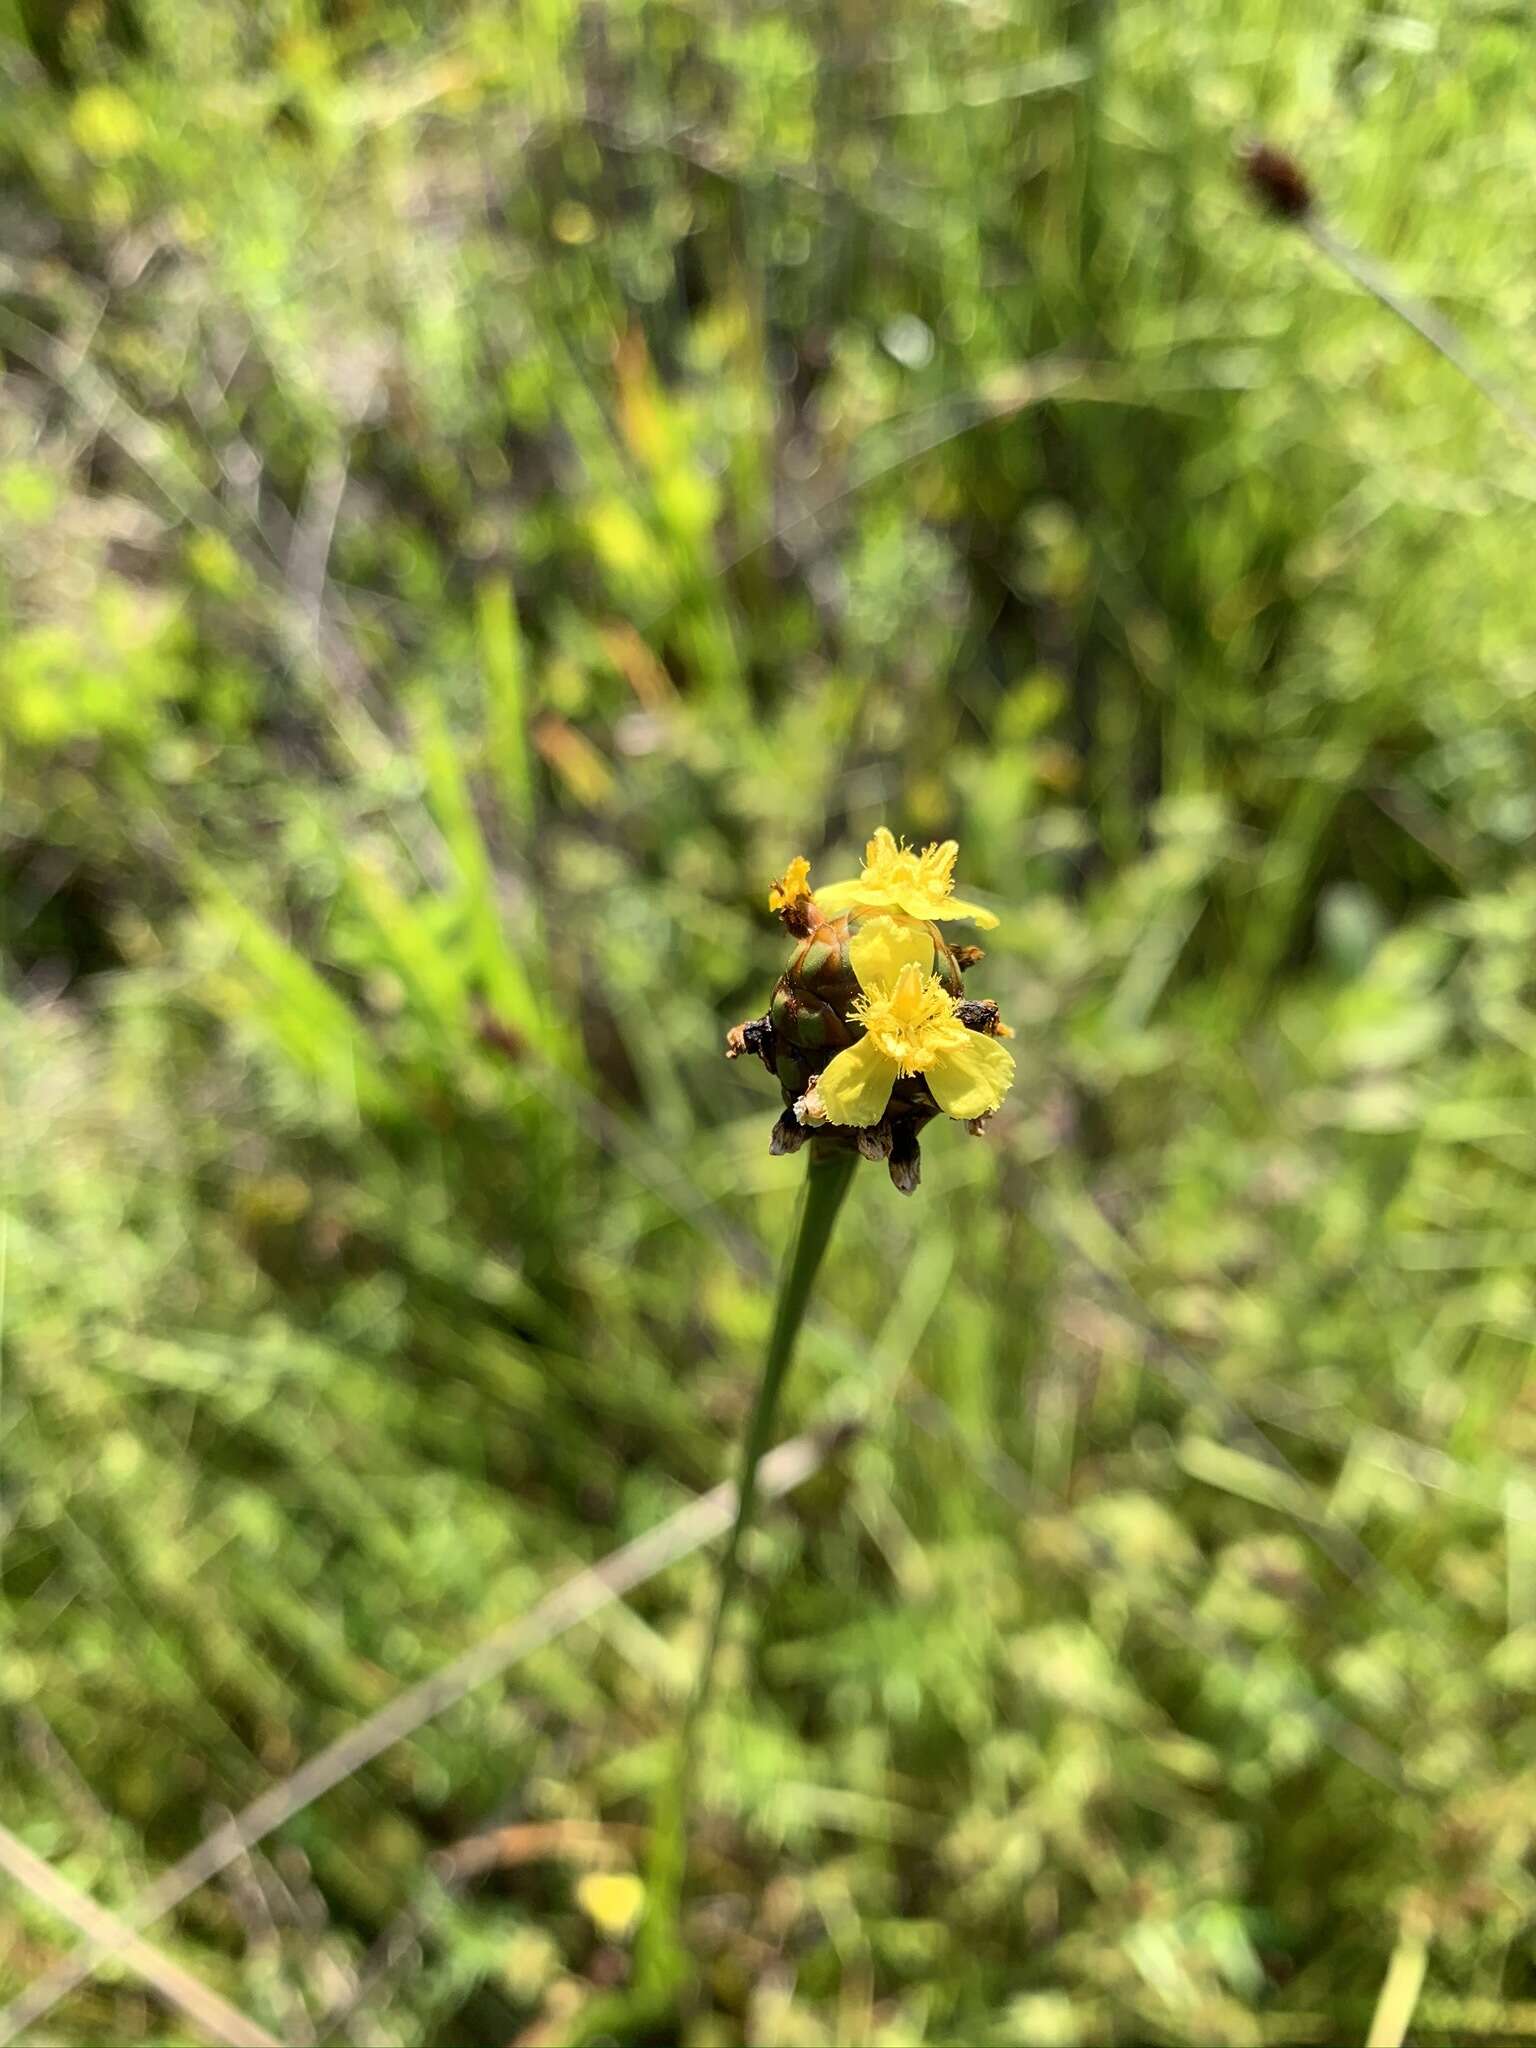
[6,1,1536,2042]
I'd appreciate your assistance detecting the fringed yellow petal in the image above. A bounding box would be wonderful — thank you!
[849,917,934,995]
[917,839,959,892]
[937,895,1000,930]
[767,854,812,914]
[885,885,943,920]
[789,827,1001,928]
[807,877,863,914]
[816,1036,898,1127]
[926,1029,1015,1120]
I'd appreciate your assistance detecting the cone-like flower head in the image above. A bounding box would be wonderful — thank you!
[812,826,999,928]
[727,828,1015,1192]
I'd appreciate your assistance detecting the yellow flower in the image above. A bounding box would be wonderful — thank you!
[575,1870,646,1939]
[812,827,999,929]
[815,920,1015,1128]
[767,854,813,915]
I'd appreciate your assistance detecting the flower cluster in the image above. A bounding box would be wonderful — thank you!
[728,829,1015,1193]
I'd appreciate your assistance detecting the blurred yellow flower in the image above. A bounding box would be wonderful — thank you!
[814,920,1014,1128]
[813,827,999,928]
[70,86,145,163]
[575,1870,646,1939]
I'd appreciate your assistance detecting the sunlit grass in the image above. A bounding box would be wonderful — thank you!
[5,0,1536,2041]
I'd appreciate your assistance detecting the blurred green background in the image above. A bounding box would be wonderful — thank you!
[6,1,1536,2042]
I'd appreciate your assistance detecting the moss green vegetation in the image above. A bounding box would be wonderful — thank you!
[6,2,1536,2042]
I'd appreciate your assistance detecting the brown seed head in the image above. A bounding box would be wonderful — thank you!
[1238,138,1313,223]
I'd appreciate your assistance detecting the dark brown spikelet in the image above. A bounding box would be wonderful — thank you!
[1239,139,1313,223]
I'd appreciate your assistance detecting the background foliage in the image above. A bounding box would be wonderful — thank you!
[6,1,1536,2042]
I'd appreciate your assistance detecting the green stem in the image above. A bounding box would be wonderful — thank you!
[687,1141,858,1738]
[623,1144,857,2028]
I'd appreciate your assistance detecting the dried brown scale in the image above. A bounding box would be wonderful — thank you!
[769,1109,807,1155]
[955,997,1005,1036]
[888,1121,923,1195]
[725,1016,774,1067]
[728,887,1012,1193]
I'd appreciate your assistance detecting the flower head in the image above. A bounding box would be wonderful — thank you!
[728,829,1016,1191]
[813,827,999,928]
[811,920,1014,1128]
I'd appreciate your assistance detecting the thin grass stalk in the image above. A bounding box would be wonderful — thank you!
[1306,217,1536,452]
[1241,138,1536,451]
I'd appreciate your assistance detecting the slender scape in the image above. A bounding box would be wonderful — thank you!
[610,1146,856,2038]
[684,1143,858,1740]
